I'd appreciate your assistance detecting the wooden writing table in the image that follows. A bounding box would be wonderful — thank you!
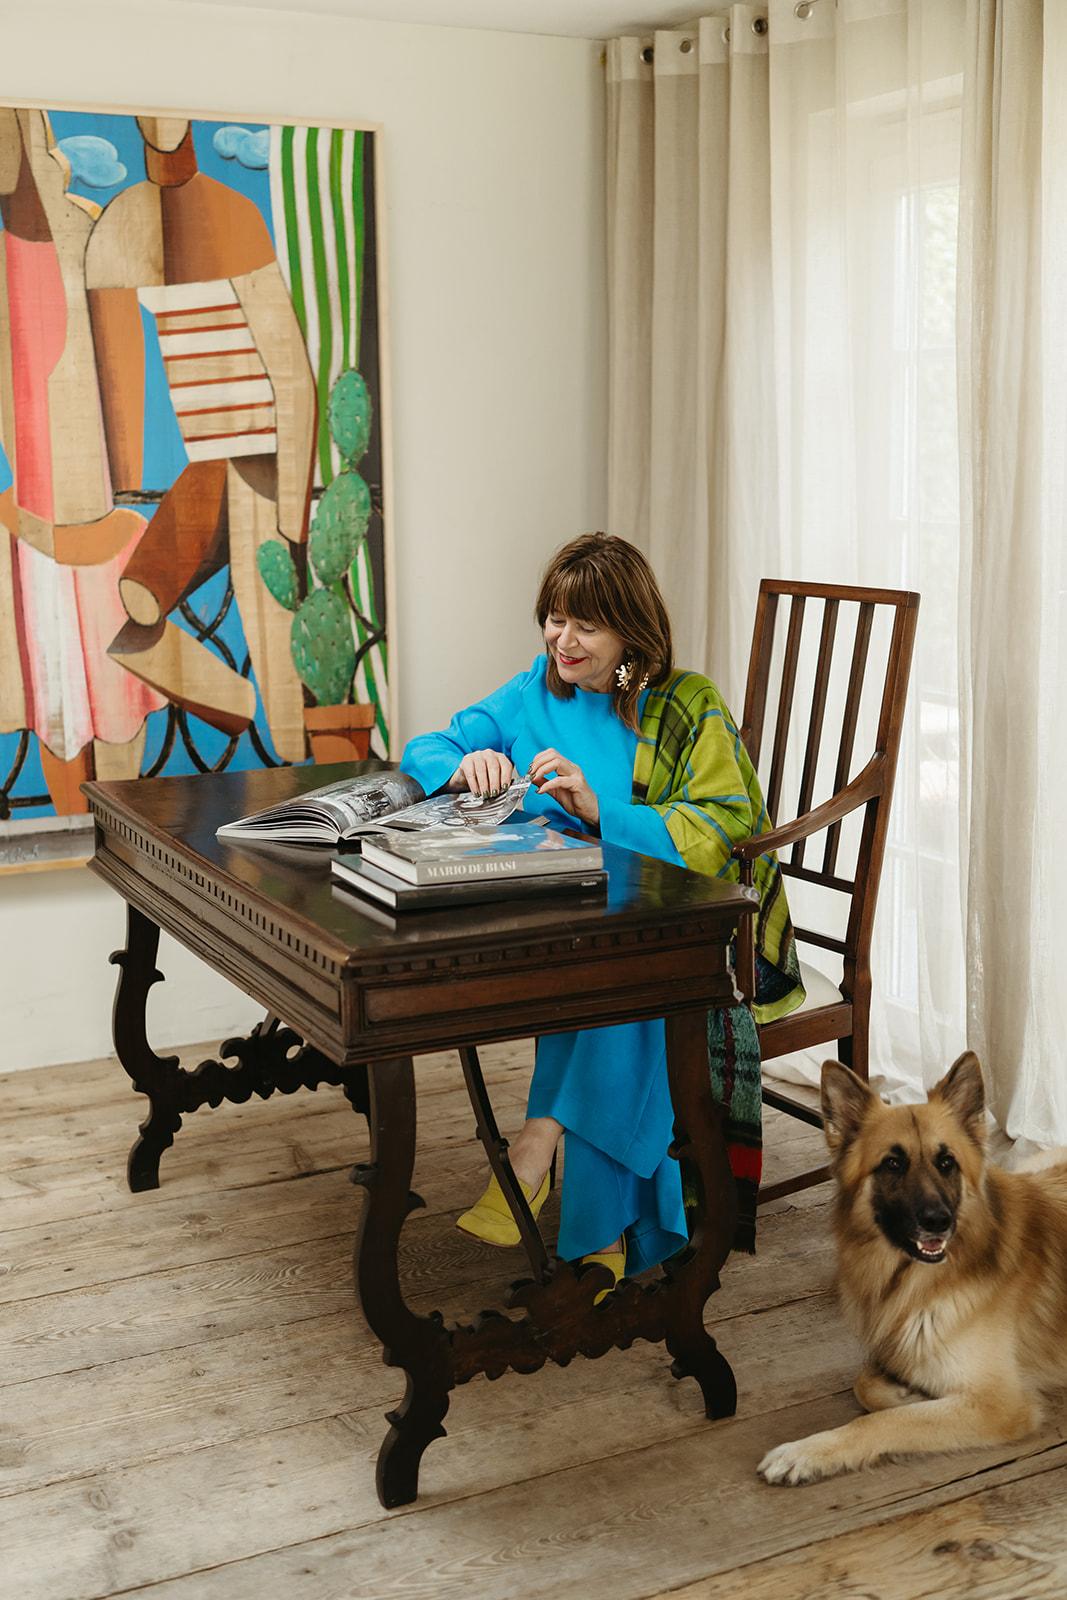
[84,764,756,1508]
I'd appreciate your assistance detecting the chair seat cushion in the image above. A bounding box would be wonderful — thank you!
[761,959,845,1095]
[795,959,844,1013]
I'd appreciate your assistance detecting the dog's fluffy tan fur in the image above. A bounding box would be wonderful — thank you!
[759,1052,1067,1486]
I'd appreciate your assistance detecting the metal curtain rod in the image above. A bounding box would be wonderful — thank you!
[601,0,823,62]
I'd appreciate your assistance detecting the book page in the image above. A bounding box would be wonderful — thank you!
[217,771,425,840]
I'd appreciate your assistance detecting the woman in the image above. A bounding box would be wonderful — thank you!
[401,534,803,1291]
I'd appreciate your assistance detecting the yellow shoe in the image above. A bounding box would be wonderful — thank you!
[582,1240,627,1305]
[456,1169,551,1247]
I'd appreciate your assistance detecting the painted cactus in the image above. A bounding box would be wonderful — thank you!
[256,539,300,613]
[290,588,356,706]
[257,544,357,705]
[308,470,372,585]
[310,370,373,583]
[255,367,376,707]
[328,369,372,464]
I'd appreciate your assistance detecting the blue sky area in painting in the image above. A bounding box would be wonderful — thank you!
[47,111,275,235]
[1,111,293,818]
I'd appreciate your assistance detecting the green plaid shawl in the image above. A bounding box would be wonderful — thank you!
[634,671,805,1250]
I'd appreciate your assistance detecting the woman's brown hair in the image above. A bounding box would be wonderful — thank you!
[535,533,673,730]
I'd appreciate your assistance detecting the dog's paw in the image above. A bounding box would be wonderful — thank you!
[758,1430,846,1486]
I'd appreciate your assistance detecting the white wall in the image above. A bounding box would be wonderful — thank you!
[0,0,607,1069]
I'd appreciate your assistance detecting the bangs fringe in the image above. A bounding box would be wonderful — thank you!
[538,564,616,629]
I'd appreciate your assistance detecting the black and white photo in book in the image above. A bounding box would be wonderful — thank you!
[216,767,536,846]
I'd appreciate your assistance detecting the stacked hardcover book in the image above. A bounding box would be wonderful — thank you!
[216,770,606,912]
[331,820,606,911]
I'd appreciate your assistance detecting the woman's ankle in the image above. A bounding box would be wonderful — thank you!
[508,1145,550,1191]
[508,1117,561,1191]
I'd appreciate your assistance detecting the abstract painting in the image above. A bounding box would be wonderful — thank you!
[0,103,389,859]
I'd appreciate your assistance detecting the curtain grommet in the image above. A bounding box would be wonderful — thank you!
[753,16,768,35]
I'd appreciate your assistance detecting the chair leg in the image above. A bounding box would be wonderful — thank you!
[761,985,872,1204]
[458,1045,552,1282]
[850,994,871,1081]
[838,976,872,1082]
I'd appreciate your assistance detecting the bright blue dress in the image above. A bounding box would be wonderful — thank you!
[400,654,690,1273]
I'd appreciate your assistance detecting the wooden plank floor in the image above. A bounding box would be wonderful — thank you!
[3,1043,1066,1600]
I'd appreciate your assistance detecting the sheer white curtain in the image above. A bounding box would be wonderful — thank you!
[958,0,1067,1146]
[607,0,968,1098]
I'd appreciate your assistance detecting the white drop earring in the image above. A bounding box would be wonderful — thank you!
[616,656,649,690]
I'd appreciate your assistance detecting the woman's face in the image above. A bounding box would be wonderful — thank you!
[543,609,627,694]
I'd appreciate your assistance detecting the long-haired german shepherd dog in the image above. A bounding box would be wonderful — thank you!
[759,1052,1067,1486]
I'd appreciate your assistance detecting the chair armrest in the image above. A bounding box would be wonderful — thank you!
[733,754,886,860]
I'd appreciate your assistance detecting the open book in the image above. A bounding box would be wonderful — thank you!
[215,769,534,846]
[217,771,458,845]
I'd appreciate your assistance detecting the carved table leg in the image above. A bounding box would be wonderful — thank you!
[110,904,184,1192]
[110,906,373,1193]
[342,1061,370,1119]
[352,1056,454,1508]
[662,1008,738,1419]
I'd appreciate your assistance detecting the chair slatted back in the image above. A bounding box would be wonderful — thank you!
[823,602,875,877]
[739,580,919,1008]
[793,597,838,867]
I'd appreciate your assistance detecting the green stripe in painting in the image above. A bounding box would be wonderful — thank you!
[365,651,387,749]
[351,144,382,744]
[362,647,387,749]
[349,550,386,746]
[360,541,380,629]
[352,132,365,365]
[332,574,377,729]
[352,599,386,745]
[280,127,307,338]
[329,130,352,372]
[371,644,388,746]
[305,128,334,484]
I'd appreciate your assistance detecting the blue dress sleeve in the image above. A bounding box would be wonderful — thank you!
[400,667,532,797]
[597,794,688,869]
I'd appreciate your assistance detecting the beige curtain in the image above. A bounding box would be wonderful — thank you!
[607,0,969,1100]
[607,12,773,711]
[958,0,1067,1145]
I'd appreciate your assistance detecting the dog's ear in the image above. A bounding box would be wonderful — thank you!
[820,1060,874,1153]
[931,1050,986,1137]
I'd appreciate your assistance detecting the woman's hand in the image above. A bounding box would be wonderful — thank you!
[529,748,600,827]
[447,749,517,798]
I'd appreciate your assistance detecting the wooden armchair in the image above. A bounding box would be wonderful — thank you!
[732,580,919,1203]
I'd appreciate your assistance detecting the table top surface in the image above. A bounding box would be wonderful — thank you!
[85,763,755,964]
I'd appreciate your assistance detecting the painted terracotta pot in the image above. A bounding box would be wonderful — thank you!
[303,702,376,764]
